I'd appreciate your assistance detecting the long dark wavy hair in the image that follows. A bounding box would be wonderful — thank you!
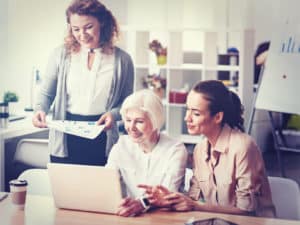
[192,80,245,132]
[65,0,119,54]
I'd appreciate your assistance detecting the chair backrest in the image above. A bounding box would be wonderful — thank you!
[268,176,300,220]
[18,169,52,196]
[184,168,193,193]
[14,138,49,168]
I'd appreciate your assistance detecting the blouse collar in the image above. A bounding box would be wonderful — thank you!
[81,46,102,54]
[204,124,232,161]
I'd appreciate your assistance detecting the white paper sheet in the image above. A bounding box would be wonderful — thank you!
[47,120,105,139]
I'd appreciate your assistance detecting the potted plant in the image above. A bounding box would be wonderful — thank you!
[3,91,19,115]
[3,91,19,104]
[143,74,166,99]
[149,40,167,65]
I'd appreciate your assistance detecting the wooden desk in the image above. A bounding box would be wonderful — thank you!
[0,117,48,191]
[0,194,299,225]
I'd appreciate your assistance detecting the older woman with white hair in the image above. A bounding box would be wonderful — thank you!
[106,89,188,217]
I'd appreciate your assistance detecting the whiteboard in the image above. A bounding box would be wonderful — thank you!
[256,0,300,114]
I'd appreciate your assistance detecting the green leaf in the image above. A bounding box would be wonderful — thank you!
[3,91,19,103]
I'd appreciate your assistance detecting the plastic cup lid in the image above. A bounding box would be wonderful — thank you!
[9,179,28,186]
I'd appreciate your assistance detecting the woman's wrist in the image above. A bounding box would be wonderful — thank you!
[192,200,204,211]
[138,197,151,212]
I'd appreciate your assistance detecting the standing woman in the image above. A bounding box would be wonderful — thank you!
[142,80,275,217]
[32,0,134,165]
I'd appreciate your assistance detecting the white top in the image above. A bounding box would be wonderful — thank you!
[106,133,188,198]
[66,48,114,115]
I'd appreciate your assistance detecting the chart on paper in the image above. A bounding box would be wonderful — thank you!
[47,120,105,139]
[255,0,300,114]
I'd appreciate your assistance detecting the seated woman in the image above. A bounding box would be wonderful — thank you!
[141,80,275,217]
[106,89,188,217]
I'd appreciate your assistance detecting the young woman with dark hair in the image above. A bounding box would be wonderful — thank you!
[140,80,275,218]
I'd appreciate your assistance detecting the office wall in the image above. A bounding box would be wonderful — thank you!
[0,0,125,111]
[3,0,69,111]
[0,0,293,111]
[0,0,9,99]
[253,0,281,46]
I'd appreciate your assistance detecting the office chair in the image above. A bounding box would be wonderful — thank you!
[184,168,193,193]
[18,169,52,196]
[14,138,49,168]
[268,176,300,220]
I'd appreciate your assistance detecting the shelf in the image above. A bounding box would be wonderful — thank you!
[163,99,186,108]
[228,86,239,93]
[123,28,254,144]
[136,64,239,72]
[136,64,168,70]
[206,65,240,71]
[166,102,186,108]
[174,134,203,144]
[170,64,203,70]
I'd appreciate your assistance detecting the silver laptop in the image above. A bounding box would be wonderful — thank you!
[47,163,123,214]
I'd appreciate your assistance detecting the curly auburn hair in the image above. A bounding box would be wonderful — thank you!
[64,0,119,54]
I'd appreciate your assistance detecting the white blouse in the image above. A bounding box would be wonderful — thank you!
[106,133,188,198]
[66,47,114,115]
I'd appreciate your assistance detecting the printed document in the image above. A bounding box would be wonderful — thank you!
[47,120,105,139]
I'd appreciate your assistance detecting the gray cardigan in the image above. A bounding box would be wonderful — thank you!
[35,45,134,157]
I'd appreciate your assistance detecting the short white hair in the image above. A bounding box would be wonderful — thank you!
[120,89,164,131]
